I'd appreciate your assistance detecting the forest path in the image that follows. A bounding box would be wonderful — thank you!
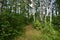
[15,25,41,40]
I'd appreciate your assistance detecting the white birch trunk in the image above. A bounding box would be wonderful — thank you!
[50,2,52,26]
[31,0,36,22]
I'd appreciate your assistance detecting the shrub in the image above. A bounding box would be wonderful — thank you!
[32,19,42,30]
[52,14,60,31]
[0,12,27,40]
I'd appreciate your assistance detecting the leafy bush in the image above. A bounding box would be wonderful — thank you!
[0,12,27,40]
[52,14,60,31]
[32,17,60,40]
[32,19,42,30]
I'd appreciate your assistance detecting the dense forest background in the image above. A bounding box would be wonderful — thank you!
[0,0,60,40]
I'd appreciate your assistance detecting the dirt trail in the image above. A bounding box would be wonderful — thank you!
[16,25,41,40]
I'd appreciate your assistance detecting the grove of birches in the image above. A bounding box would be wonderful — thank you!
[0,0,60,40]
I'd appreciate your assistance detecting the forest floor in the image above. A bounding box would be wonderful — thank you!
[15,25,41,40]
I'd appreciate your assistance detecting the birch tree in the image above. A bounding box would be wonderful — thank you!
[30,0,36,21]
[0,0,3,14]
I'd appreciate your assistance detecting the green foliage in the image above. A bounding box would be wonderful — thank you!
[32,19,42,30]
[0,12,27,40]
[56,0,60,13]
[28,15,34,23]
[32,17,60,40]
[40,23,59,40]
[52,14,60,31]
